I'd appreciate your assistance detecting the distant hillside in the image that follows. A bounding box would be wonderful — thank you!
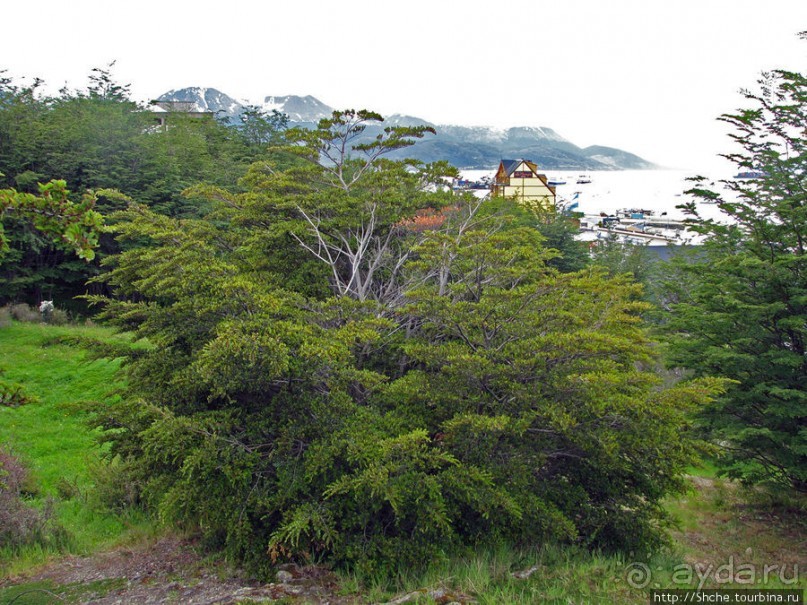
[582,145,652,169]
[156,87,657,170]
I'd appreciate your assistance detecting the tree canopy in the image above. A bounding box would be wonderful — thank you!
[0,178,102,261]
[665,64,807,492]
[0,66,288,306]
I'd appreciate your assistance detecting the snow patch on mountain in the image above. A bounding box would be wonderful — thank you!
[157,87,244,118]
[439,125,508,144]
[588,155,619,168]
[261,95,333,123]
[384,114,436,128]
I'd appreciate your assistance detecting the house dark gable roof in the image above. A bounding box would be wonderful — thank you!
[500,159,521,176]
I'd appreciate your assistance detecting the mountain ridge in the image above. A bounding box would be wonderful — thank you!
[156,87,657,170]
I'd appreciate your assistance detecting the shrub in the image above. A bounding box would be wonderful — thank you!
[664,65,807,492]
[88,456,144,513]
[92,223,726,575]
[0,448,67,550]
[45,308,70,326]
[9,303,40,323]
[55,476,82,501]
[3,302,71,325]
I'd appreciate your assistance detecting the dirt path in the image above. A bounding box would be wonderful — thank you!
[1,535,356,604]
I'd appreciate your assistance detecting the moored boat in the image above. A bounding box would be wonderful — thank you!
[616,208,655,219]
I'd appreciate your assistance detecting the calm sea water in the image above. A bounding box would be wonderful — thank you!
[461,168,730,223]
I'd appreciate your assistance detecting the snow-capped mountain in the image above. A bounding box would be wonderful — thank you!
[261,95,333,123]
[155,87,656,170]
[156,87,244,120]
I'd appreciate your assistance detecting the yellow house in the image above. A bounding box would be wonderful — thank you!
[491,159,556,211]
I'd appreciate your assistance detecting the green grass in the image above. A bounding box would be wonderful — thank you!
[335,472,806,603]
[0,578,128,604]
[685,458,719,479]
[336,543,660,604]
[0,321,155,576]
[664,475,806,591]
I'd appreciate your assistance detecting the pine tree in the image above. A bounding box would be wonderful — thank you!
[666,56,807,492]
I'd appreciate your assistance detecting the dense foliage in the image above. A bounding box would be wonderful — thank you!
[664,65,807,492]
[0,179,102,262]
[85,110,724,575]
[0,66,286,306]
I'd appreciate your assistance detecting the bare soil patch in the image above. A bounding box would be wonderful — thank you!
[1,535,356,604]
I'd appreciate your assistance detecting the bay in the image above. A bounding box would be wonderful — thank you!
[461,168,730,224]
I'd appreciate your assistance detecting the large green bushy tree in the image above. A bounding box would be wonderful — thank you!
[665,61,807,492]
[88,110,724,575]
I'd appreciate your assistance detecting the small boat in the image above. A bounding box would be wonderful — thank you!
[547,176,567,186]
[616,208,655,219]
[576,175,592,184]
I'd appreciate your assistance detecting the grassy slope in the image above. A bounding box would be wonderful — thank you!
[666,476,805,589]
[0,321,152,575]
[1,321,804,603]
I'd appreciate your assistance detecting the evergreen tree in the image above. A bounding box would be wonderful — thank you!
[87,110,725,574]
[665,59,807,492]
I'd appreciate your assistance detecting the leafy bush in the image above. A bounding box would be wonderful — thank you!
[88,111,726,576]
[2,303,71,326]
[9,303,40,323]
[44,307,69,326]
[88,456,143,513]
[0,448,67,550]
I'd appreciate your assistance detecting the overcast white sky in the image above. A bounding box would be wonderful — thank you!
[2,0,805,172]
